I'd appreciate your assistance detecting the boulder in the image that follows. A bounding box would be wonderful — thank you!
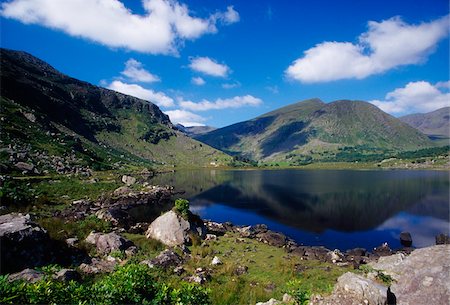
[315,272,387,305]
[146,210,206,247]
[121,175,136,186]
[14,162,34,172]
[372,245,450,305]
[326,249,344,263]
[85,232,134,255]
[141,249,183,269]
[400,232,412,247]
[79,257,118,274]
[113,186,132,196]
[0,213,51,273]
[256,231,287,247]
[8,268,44,283]
[373,242,392,256]
[255,298,281,305]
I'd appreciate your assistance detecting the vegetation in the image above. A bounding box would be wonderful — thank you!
[0,264,211,305]
[174,198,190,219]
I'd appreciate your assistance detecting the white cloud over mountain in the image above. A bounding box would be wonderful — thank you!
[1,0,239,54]
[121,59,160,83]
[179,95,262,111]
[164,109,206,126]
[108,80,174,107]
[370,81,450,115]
[286,15,449,83]
[189,57,230,77]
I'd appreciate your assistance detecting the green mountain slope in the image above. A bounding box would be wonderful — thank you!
[400,107,449,144]
[196,99,433,162]
[0,48,231,174]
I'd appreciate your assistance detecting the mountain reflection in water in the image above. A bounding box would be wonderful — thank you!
[150,169,449,250]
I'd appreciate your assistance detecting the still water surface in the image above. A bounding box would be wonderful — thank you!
[149,169,449,251]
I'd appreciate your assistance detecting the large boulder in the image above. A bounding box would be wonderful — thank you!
[85,232,134,255]
[146,210,206,246]
[370,244,450,305]
[314,272,387,305]
[0,213,51,273]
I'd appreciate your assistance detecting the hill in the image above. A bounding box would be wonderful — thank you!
[0,48,231,174]
[400,107,449,144]
[196,98,433,163]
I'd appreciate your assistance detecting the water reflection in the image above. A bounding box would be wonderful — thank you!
[151,169,449,250]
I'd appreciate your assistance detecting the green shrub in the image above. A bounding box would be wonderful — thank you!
[285,279,310,305]
[174,198,190,218]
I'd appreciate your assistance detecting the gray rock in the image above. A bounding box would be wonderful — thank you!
[0,213,51,273]
[373,245,450,305]
[255,298,281,305]
[233,265,248,276]
[8,268,44,283]
[121,175,136,186]
[113,186,132,196]
[256,231,287,247]
[22,112,36,123]
[142,249,183,269]
[79,257,118,274]
[95,232,134,255]
[326,249,344,263]
[85,232,103,245]
[400,232,412,247]
[65,237,79,247]
[14,162,34,172]
[146,210,206,247]
[315,272,387,305]
[53,269,81,282]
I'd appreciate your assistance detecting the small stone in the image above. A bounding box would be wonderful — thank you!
[211,256,222,265]
[205,234,217,241]
[173,266,185,275]
[65,237,79,247]
[14,162,34,172]
[435,233,449,245]
[53,269,81,282]
[125,246,138,257]
[233,265,248,276]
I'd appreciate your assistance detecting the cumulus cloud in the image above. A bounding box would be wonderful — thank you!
[121,59,160,83]
[189,56,230,77]
[1,0,239,54]
[370,81,450,115]
[286,15,449,83]
[164,109,206,126]
[108,80,174,107]
[179,95,262,111]
[191,76,206,86]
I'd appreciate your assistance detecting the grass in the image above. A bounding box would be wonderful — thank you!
[179,233,350,305]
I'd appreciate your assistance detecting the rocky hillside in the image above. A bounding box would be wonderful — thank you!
[400,107,449,143]
[0,48,231,174]
[196,98,433,162]
[175,124,217,137]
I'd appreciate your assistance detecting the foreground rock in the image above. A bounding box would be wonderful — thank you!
[141,249,183,269]
[85,232,135,255]
[0,213,51,273]
[8,268,44,283]
[146,210,206,246]
[370,244,450,305]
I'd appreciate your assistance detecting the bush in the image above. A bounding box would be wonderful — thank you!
[174,198,190,218]
[285,279,310,305]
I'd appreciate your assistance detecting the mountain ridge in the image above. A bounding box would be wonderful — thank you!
[400,107,449,144]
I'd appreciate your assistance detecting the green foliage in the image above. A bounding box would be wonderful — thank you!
[174,198,190,218]
[1,263,211,305]
[358,265,394,286]
[285,279,310,305]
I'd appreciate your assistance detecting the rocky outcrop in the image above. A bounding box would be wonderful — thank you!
[370,244,450,305]
[8,268,44,283]
[0,213,51,273]
[146,210,206,246]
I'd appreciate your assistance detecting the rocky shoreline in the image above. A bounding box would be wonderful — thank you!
[1,179,449,305]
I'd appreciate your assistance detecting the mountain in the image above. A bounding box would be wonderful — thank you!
[0,48,231,174]
[175,124,217,137]
[196,98,433,162]
[400,107,449,144]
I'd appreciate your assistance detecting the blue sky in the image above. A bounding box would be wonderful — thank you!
[1,0,449,127]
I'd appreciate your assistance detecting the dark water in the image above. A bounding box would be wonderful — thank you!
[149,169,449,251]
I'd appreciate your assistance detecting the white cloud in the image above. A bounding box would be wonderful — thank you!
[1,0,239,55]
[179,95,263,111]
[164,109,206,126]
[189,56,230,77]
[191,76,206,86]
[222,81,240,89]
[265,85,279,94]
[108,80,174,108]
[370,81,450,115]
[286,15,449,83]
[121,58,160,83]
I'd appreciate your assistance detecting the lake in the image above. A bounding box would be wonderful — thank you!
[149,169,449,251]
